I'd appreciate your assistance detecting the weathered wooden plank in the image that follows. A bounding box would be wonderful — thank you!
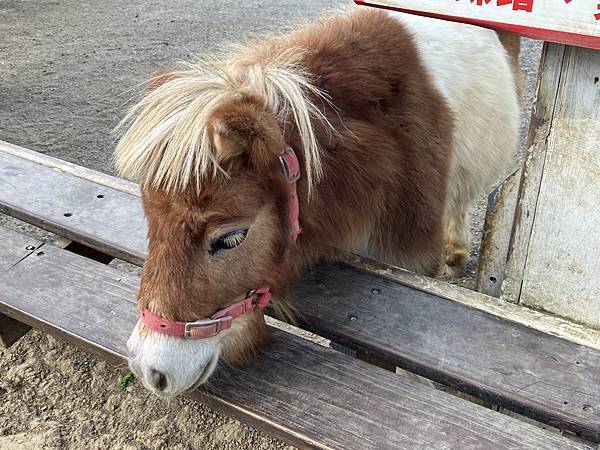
[0,140,139,196]
[2,143,600,439]
[3,141,599,351]
[476,170,521,297]
[518,46,600,328]
[355,0,600,50]
[502,43,567,303]
[290,262,600,441]
[0,141,600,349]
[0,149,147,265]
[0,227,583,449]
[347,254,600,350]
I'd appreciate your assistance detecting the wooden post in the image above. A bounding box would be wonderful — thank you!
[501,43,567,303]
[477,43,566,298]
[503,44,600,328]
[476,169,521,297]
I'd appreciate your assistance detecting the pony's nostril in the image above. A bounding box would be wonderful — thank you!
[149,369,168,392]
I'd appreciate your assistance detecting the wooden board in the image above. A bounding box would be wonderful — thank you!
[4,138,600,351]
[291,262,600,440]
[518,46,600,327]
[347,254,600,349]
[0,139,139,197]
[355,0,600,50]
[502,43,567,304]
[1,145,600,440]
[502,44,600,328]
[476,170,521,297]
[0,150,147,266]
[0,231,38,346]
[0,226,584,449]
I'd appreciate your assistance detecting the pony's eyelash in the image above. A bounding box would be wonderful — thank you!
[209,228,249,255]
[221,232,246,247]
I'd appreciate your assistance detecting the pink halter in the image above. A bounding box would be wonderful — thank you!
[140,146,301,339]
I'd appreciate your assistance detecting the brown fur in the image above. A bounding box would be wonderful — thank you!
[136,10,453,365]
[497,32,523,100]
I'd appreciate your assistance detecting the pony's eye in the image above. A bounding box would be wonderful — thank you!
[209,228,248,255]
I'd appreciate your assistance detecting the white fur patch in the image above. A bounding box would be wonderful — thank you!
[127,314,254,397]
[127,320,221,397]
[391,11,520,218]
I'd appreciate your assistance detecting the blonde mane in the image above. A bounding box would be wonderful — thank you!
[115,46,335,194]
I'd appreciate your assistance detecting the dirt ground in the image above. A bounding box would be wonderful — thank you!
[0,1,542,448]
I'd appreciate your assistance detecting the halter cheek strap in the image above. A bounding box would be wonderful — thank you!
[140,146,301,339]
[279,146,302,241]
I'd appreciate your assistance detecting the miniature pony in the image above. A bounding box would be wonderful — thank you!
[118,8,521,396]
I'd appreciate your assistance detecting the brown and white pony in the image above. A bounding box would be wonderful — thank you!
[118,8,521,397]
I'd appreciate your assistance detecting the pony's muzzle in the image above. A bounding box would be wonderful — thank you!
[126,319,221,397]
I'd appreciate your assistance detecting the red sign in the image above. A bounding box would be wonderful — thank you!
[356,0,600,49]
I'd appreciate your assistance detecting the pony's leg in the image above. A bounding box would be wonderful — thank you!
[442,205,470,278]
[365,227,445,278]
[392,228,446,278]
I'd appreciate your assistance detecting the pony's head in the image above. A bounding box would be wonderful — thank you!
[116,51,332,397]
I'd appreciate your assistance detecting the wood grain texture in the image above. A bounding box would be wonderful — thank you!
[0,226,586,449]
[2,143,600,439]
[346,255,600,351]
[287,262,600,441]
[476,169,520,297]
[519,46,600,328]
[0,140,139,196]
[3,142,600,351]
[503,43,566,303]
[0,149,147,266]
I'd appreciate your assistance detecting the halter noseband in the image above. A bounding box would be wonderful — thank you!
[140,146,301,339]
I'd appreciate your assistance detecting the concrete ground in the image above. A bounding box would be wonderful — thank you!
[0,1,542,448]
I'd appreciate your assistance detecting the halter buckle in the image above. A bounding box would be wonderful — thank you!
[184,317,223,338]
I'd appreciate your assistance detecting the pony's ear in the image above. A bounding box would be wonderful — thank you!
[145,69,178,93]
[212,123,246,161]
[210,97,284,170]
